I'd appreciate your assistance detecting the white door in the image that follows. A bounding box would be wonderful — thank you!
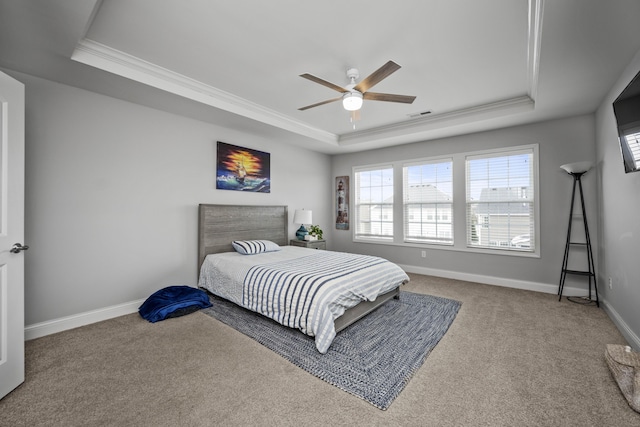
[0,71,25,400]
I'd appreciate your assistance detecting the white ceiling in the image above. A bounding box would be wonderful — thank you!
[2,0,640,154]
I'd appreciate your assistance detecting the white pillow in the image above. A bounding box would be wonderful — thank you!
[232,240,281,255]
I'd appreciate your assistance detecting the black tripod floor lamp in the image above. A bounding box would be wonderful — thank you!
[557,161,599,307]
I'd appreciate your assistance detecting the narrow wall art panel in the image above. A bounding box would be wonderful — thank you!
[336,176,349,230]
[216,141,271,193]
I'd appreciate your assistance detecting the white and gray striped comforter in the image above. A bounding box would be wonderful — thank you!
[198,246,409,353]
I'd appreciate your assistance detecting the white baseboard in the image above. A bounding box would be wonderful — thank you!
[398,264,588,296]
[601,298,640,350]
[19,266,598,341]
[24,299,146,341]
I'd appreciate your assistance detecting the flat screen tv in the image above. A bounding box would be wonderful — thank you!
[613,70,640,173]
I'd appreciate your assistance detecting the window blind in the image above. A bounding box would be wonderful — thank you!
[403,159,453,244]
[466,149,535,251]
[354,166,394,241]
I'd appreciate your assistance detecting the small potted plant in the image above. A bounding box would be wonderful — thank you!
[306,225,323,241]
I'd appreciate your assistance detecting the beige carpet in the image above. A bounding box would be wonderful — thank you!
[1,274,639,426]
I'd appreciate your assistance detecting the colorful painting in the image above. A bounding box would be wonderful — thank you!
[336,176,349,230]
[216,141,271,193]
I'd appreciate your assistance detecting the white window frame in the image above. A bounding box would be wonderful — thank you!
[353,164,394,242]
[402,157,454,245]
[348,144,539,258]
[465,145,539,254]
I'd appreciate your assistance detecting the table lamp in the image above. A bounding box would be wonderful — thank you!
[293,209,312,240]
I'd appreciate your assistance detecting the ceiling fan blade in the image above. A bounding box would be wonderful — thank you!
[363,92,416,104]
[300,73,348,93]
[298,97,342,111]
[354,60,401,93]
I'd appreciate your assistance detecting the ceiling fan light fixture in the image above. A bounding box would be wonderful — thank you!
[342,91,363,111]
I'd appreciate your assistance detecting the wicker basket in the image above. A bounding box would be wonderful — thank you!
[605,344,640,413]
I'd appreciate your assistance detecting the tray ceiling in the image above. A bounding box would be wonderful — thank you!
[2,0,640,153]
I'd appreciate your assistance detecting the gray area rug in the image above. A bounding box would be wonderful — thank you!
[202,291,461,410]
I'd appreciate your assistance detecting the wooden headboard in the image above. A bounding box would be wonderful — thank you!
[198,204,289,270]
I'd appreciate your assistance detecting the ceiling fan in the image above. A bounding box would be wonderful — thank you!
[298,60,417,114]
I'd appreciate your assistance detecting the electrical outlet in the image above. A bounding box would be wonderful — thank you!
[608,277,613,290]
[421,250,426,258]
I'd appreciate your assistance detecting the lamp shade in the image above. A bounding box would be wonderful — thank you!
[293,209,312,224]
[560,161,593,174]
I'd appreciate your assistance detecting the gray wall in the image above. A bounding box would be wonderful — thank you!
[15,71,331,326]
[15,63,638,347]
[595,48,640,347]
[330,115,598,292]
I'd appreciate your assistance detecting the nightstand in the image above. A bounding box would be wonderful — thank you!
[290,239,326,250]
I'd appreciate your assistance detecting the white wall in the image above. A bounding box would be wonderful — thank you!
[595,48,640,348]
[13,71,331,327]
[330,115,598,294]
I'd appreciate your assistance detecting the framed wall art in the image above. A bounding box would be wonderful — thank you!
[335,176,349,230]
[216,141,271,193]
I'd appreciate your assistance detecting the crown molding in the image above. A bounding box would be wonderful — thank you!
[71,0,542,151]
[339,0,542,148]
[71,39,339,146]
[527,0,544,101]
[338,95,535,146]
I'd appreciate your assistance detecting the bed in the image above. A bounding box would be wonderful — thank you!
[197,204,409,353]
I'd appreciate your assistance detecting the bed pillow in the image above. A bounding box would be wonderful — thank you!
[139,285,212,323]
[232,239,281,255]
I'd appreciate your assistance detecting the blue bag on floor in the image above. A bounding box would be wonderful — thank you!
[139,285,212,323]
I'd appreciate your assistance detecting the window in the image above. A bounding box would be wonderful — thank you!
[350,144,538,256]
[466,148,536,252]
[403,159,453,244]
[354,166,394,241]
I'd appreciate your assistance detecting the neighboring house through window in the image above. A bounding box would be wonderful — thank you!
[466,147,536,252]
[403,158,453,245]
[351,144,538,256]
